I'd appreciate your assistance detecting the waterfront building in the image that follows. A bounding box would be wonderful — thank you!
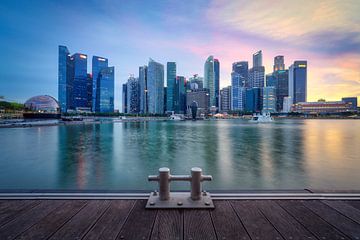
[342,97,358,110]
[98,67,114,113]
[231,61,248,110]
[122,83,127,113]
[204,56,217,108]
[189,74,203,89]
[214,58,220,109]
[292,100,353,114]
[245,87,262,113]
[23,95,61,119]
[86,74,93,110]
[92,56,108,112]
[186,89,210,117]
[289,61,307,104]
[139,65,148,114]
[166,62,176,112]
[266,73,276,87]
[58,45,74,113]
[127,75,140,114]
[174,76,186,114]
[263,86,276,113]
[147,58,164,114]
[72,53,89,111]
[274,69,289,112]
[273,55,285,71]
[283,96,292,113]
[220,86,232,112]
[248,51,265,88]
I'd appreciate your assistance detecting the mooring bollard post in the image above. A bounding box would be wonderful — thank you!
[158,167,170,200]
[191,167,202,200]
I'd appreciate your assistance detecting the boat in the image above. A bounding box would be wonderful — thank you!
[169,114,184,121]
[249,112,274,123]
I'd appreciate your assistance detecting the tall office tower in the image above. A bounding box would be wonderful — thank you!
[58,45,74,113]
[166,62,176,112]
[283,96,292,113]
[86,74,93,110]
[98,67,114,113]
[274,69,289,111]
[231,61,248,110]
[127,75,140,114]
[220,86,232,112]
[147,58,164,114]
[122,83,128,113]
[164,87,167,113]
[92,56,108,112]
[266,73,276,87]
[72,53,88,110]
[139,65,148,114]
[245,88,262,113]
[174,76,186,114]
[214,58,220,109]
[186,89,210,117]
[248,50,265,88]
[204,56,217,107]
[289,61,307,104]
[263,86,276,113]
[273,55,285,71]
[189,74,204,89]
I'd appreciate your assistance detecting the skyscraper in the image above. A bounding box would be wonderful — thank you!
[127,75,140,114]
[58,45,74,113]
[189,74,203,89]
[98,67,114,113]
[214,58,220,109]
[139,65,148,114]
[231,61,248,110]
[72,53,88,110]
[245,88,262,113]
[204,56,216,107]
[174,76,186,114]
[289,61,307,104]
[92,56,108,112]
[274,69,289,111]
[273,55,285,71]
[166,62,176,112]
[248,51,265,88]
[263,87,276,113]
[220,86,231,112]
[122,83,127,113]
[147,58,164,114]
[86,73,93,110]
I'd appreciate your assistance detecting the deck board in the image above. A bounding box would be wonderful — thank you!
[0,199,359,239]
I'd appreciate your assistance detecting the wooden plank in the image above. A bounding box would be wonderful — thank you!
[345,200,360,211]
[210,201,250,240]
[49,200,110,240]
[0,200,40,227]
[323,200,360,225]
[151,209,183,240]
[277,200,348,239]
[84,200,135,240]
[230,200,283,239]
[303,200,360,239]
[184,209,217,240]
[15,200,87,240]
[0,200,64,240]
[256,200,314,239]
[116,200,157,240]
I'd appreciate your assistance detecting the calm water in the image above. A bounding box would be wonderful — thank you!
[0,119,359,191]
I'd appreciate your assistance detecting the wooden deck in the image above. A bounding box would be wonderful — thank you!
[1,199,360,239]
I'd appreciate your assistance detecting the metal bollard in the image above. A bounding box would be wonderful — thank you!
[148,167,170,200]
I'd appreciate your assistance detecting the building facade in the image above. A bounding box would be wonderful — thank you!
[289,61,307,104]
[58,45,74,113]
[342,97,358,110]
[72,53,88,111]
[273,55,285,71]
[292,101,353,114]
[263,87,276,113]
[147,59,164,114]
[214,58,220,109]
[249,50,265,88]
[98,67,114,113]
[189,74,203,90]
[122,83,127,113]
[92,56,108,112]
[166,62,176,112]
[186,89,210,117]
[139,65,148,114]
[204,56,217,108]
[274,69,289,112]
[127,75,140,114]
[174,76,186,114]
[220,86,231,112]
[245,87,262,113]
[231,61,248,110]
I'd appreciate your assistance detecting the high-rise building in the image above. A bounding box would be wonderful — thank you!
[127,75,140,114]
[231,61,248,110]
[289,61,307,104]
[266,73,276,87]
[147,58,164,114]
[166,62,176,112]
[248,51,265,88]
[98,67,114,113]
[186,89,210,117]
[139,65,148,114]
[174,76,186,114]
[86,74,93,110]
[72,53,88,110]
[263,87,276,113]
[122,83,127,113]
[214,58,220,109]
[92,56,108,112]
[220,86,231,112]
[204,56,217,108]
[273,55,285,71]
[189,74,203,89]
[283,96,292,113]
[245,88,262,113]
[273,70,289,112]
[342,97,358,110]
[58,45,74,113]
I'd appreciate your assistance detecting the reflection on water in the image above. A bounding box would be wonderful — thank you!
[0,119,359,190]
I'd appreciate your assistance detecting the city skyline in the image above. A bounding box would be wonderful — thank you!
[0,0,359,109]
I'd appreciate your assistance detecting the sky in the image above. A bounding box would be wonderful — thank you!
[0,0,359,109]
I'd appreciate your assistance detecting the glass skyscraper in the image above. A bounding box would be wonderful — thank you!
[289,61,307,104]
[122,83,127,113]
[127,75,140,114]
[147,58,164,114]
[204,56,216,107]
[72,53,88,110]
[98,67,114,113]
[139,65,148,114]
[166,62,176,112]
[273,55,285,71]
[263,86,276,113]
[248,51,265,88]
[174,76,186,114]
[58,45,74,113]
[231,61,248,110]
[92,56,108,112]
[245,88,262,113]
[214,59,220,109]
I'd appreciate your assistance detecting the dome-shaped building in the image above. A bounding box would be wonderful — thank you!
[23,95,61,119]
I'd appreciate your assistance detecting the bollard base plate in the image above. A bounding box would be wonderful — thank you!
[146,192,214,209]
